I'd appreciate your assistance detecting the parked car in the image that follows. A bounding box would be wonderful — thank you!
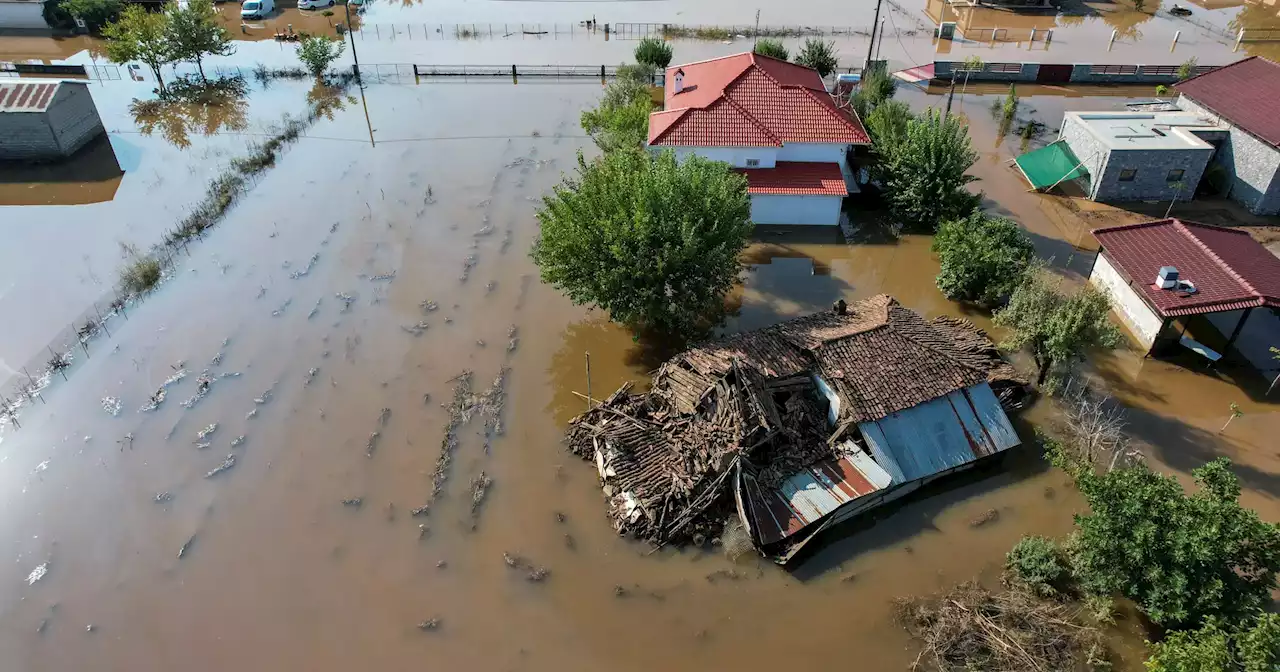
[297,0,334,9]
[240,0,273,19]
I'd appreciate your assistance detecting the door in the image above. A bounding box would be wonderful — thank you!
[1036,64,1073,84]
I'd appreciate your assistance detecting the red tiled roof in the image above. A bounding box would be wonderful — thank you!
[1092,218,1280,317]
[649,52,870,147]
[1176,56,1280,148]
[736,161,848,195]
[0,82,60,113]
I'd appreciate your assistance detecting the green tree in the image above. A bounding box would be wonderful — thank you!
[875,107,981,228]
[853,66,899,124]
[296,35,346,77]
[166,0,233,82]
[103,4,176,94]
[1005,535,1070,598]
[1001,83,1019,121]
[1177,57,1199,81]
[51,0,122,32]
[1146,614,1280,671]
[794,38,838,78]
[753,38,789,61]
[994,267,1122,386]
[932,212,1033,307]
[581,65,654,152]
[634,37,673,69]
[531,150,752,336]
[1064,457,1280,629]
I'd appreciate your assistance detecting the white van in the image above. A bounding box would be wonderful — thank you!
[240,0,273,20]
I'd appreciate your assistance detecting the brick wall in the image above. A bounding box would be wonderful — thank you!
[1178,95,1280,215]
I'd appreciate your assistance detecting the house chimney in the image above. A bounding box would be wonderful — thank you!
[1155,266,1179,289]
[673,68,685,93]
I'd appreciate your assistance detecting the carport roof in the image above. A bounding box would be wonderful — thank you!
[1093,219,1280,317]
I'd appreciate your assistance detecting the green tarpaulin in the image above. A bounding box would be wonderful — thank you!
[1015,140,1088,191]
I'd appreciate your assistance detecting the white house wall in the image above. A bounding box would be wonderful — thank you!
[1089,252,1165,347]
[665,146,777,168]
[776,143,847,163]
[750,194,842,226]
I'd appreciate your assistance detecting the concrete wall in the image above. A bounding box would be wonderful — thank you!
[1090,252,1165,348]
[44,83,105,156]
[0,0,48,29]
[750,194,843,225]
[1178,95,1280,215]
[933,61,1039,82]
[933,61,1212,84]
[666,145,778,168]
[0,112,58,160]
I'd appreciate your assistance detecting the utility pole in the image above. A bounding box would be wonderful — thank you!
[343,0,361,81]
[754,9,760,47]
[944,73,957,119]
[864,0,884,73]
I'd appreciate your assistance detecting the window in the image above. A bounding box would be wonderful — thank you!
[1167,169,1185,182]
[745,158,760,167]
[1119,169,1137,182]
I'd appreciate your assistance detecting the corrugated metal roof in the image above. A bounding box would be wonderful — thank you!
[743,442,893,546]
[859,382,1020,483]
[0,81,61,113]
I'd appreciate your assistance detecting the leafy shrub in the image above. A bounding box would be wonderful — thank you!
[753,38,788,61]
[794,38,838,77]
[1005,535,1070,598]
[120,257,162,295]
[634,37,673,69]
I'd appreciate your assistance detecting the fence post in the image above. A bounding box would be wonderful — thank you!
[1235,28,1244,51]
[1045,29,1052,44]
[601,64,606,80]
[1108,29,1116,50]
[115,289,127,319]
[95,304,110,336]
[48,346,67,381]
[23,368,44,404]
[1171,30,1180,51]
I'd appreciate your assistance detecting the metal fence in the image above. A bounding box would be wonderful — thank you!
[959,26,1053,43]
[610,22,880,40]
[349,22,604,41]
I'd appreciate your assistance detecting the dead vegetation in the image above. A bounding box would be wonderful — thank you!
[1056,379,1143,472]
[896,582,1108,672]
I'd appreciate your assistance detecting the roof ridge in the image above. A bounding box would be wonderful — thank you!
[1174,220,1262,297]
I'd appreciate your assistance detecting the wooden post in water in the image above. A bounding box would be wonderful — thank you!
[48,346,67,381]
[585,352,593,410]
[1108,29,1116,50]
[1171,30,1180,51]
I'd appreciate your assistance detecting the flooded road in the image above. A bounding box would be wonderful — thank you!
[0,76,1276,672]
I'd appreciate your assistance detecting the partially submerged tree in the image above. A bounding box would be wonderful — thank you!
[794,38,838,78]
[994,266,1123,387]
[531,150,752,337]
[55,0,122,32]
[850,63,896,120]
[753,38,789,61]
[1058,379,1143,472]
[296,35,346,77]
[875,108,981,229]
[633,37,673,69]
[166,0,234,82]
[1146,613,1280,672]
[932,212,1033,307]
[1177,56,1199,81]
[103,3,176,94]
[1058,454,1280,630]
[580,64,654,152]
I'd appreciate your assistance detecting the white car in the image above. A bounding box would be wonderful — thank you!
[240,0,273,19]
[297,0,335,9]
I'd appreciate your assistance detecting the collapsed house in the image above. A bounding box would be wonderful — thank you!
[565,295,1030,564]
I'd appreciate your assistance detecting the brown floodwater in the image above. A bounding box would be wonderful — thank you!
[0,77,1276,672]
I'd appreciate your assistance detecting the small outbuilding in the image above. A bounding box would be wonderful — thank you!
[0,80,105,161]
[1090,219,1280,369]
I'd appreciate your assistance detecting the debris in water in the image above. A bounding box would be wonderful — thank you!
[205,454,236,478]
[479,368,508,454]
[330,222,339,233]
[210,352,223,366]
[507,325,519,352]
[459,254,477,282]
[308,299,322,319]
[365,431,380,458]
[427,372,475,505]
[180,373,215,409]
[85,624,95,633]
[257,286,268,299]
[253,388,273,405]
[118,433,134,451]
[290,253,320,279]
[335,292,356,312]
[420,300,438,313]
[369,271,396,282]
[555,512,566,523]
[970,508,1000,528]
[271,298,292,317]
[469,472,492,518]
[154,492,173,503]
[417,618,442,631]
[418,524,429,540]
[196,423,218,440]
[101,396,122,417]
[401,321,429,336]
[26,562,48,585]
[230,435,245,448]
[436,560,447,569]
[564,533,576,550]
[195,441,212,450]
[305,367,319,386]
[476,339,486,348]
[245,408,258,420]
[37,618,48,634]
[411,505,430,517]
[705,569,746,584]
[378,407,391,427]
[178,535,195,559]
[502,552,550,582]
[341,498,363,507]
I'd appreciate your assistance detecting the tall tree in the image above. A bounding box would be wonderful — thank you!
[53,0,122,32]
[753,38,788,61]
[296,35,346,77]
[532,150,752,337]
[633,37,673,69]
[794,38,838,78]
[932,212,1033,307]
[103,4,176,94]
[876,107,981,228]
[167,0,234,82]
[850,63,895,120]
[994,267,1123,387]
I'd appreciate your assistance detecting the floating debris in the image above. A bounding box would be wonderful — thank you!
[970,508,1000,528]
[401,321,429,336]
[555,512,567,523]
[205,454,236,479]
[257,286,268,299]
[37,618,48,634]
[253,389,273,405]
[506,325,519,352]
[308,299,322,319]
[101,396,122,417]
[195,442,212,450]
[210,352,223,366]
[85,624,95,633]
[369,271,396,282]
[420,300,438,313]
[365,431,380,458]
[470,472,492,519]
[305,368,319,386]
[154,492,173,503]
[411,505,430,517]
[479,368,508,454]
[245,408,258,420]
[335,292,356,312]
[26,562,48,585]
[181,373,216,409]
[378,407,392,427]
[163,367,187,387]
[436,560,447,569]
[290,253,320,279]
[417,618,442,631]
[196,423,218,440]
[427,372,475,504]
[459,254,477,282]
[271,298,292,317]
[341,498,363,507]
[330,221,339,233]
[178,535,196,559]
[502,552,549,582]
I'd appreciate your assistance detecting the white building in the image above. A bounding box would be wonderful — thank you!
[647,52,871,226]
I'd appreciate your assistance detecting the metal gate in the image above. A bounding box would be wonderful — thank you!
[1036,64,1073,84]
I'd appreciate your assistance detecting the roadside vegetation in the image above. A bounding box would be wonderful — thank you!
[167,0,234,82]
[119,255,162,295]
[103,4,175,93]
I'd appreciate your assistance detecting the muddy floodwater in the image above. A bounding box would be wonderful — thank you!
[0,77,1277,672]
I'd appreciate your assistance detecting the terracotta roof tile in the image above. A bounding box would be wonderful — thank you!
[736,161,848,195]
[1177,56,1280,147]
[1092,218,1280,317]
[650,52,870,147]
